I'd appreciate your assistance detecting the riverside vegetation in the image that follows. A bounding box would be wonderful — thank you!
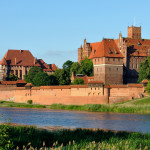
[1,124,150,150]
[1,96,150,114]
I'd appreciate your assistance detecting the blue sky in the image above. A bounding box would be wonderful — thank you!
[0,0,150,67]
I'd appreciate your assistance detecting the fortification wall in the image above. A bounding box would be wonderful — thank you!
[14,86,108,105]
[109,84,144,104]
[0,84,145,105]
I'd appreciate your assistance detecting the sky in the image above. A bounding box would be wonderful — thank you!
[0,0,150,68]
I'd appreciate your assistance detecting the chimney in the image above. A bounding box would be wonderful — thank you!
[20,49,22,53]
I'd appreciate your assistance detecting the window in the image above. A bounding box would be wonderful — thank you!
[113,58,115,61]
[118,58,120,62]
[116,68,118,71]
[20,70,22,79]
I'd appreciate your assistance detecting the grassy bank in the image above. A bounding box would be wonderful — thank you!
[1,96,150,114]
[1,124,150,150]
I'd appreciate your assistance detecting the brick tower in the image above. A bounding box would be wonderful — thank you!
[128,26,141,39]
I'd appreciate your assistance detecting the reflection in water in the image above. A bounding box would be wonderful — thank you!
[0,107,150,133]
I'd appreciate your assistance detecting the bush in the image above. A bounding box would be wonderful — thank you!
[73,78,84,85]
[27,100,32,104]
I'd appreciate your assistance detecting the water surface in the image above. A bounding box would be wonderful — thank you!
[0,107,150,133]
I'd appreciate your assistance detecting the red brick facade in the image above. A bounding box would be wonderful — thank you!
[0,50,57,81]
[78,26,150,84]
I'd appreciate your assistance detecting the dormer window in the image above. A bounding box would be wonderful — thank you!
[93,50,96,56]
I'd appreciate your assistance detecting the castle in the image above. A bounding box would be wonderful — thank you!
[0,50,57,81]
[78,26,150,84]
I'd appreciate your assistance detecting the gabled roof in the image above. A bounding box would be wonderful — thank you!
[37,59,58,72]
[0,50,41,66]
[88,39,124,59]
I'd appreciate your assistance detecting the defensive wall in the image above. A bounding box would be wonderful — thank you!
[0,83,145,105]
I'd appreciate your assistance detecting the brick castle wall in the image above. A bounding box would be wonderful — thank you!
[0,84,144,105]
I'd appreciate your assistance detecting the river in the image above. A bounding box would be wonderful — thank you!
[0,107,150,133]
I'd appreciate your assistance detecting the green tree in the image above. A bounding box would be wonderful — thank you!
[48,75,58,85]
[33,72,50,86]
[24,67,42,83]
[63,60,74,71]
[72,78,84,85]
[54,69,71,85]
[6,73,18,81]
[70,62,81,75]
[138,56,150,83]
[79,57,93,76]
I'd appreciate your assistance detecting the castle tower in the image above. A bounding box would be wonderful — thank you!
[78,39,92,62]
[128,26,141,39]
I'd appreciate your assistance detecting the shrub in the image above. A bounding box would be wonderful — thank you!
[27,100,32,104]
[73,78,84,85]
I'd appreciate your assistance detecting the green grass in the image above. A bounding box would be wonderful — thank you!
[1,97,150,114]
[1,125,150,150]
[0,100,46,108]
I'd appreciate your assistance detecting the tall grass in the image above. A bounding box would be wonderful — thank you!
[1,99,150,114]
[48,103,150,114]
[2,125,150,149]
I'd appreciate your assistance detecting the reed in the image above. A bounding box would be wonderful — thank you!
[1,125,150,150]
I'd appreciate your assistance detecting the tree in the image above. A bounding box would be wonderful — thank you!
[138,56,150,83]
[33,72,50,86]
[70,57,93,76]
[48,75,58,85]
[79,57,93,76]
[146,81,150,93]
[6,73,18,81]
[24,67,42,83]
[72,78,84,85]
[54,69,71,85]
[63,60,74,71]
[70,62,81,75]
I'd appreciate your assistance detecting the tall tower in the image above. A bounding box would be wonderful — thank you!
[128,26,141,39]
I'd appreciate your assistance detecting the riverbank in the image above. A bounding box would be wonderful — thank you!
[1,124,150,150]
[0,96,150,114]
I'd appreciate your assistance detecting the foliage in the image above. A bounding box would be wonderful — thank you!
[0,125,13,150]
[72,78,84,85]
[33,72,50,86]
[79,57,93,76]
[6,73,18,81]
[70,57,93,76]
[138,56,150,83]
[62,60,74,71]
[70,62,81,75]
[24,67,42,83]
[3,125,150,149]
[54,69,71,85]
[27,100,32,104]
[146,82,150,93]
[48,75,58,85]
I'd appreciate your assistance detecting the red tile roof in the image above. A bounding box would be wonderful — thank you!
[38,59,58,72]
[1,80,26,85]
[127,84,143,88]
[0,50,41,66]
[88,81,103,84]
[89,39,124,59]
[123,38,150,57]
[141,79,149,84]
[1,81,17,85]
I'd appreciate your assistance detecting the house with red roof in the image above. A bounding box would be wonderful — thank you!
[0,50,57,81]
[78,26,150,84]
